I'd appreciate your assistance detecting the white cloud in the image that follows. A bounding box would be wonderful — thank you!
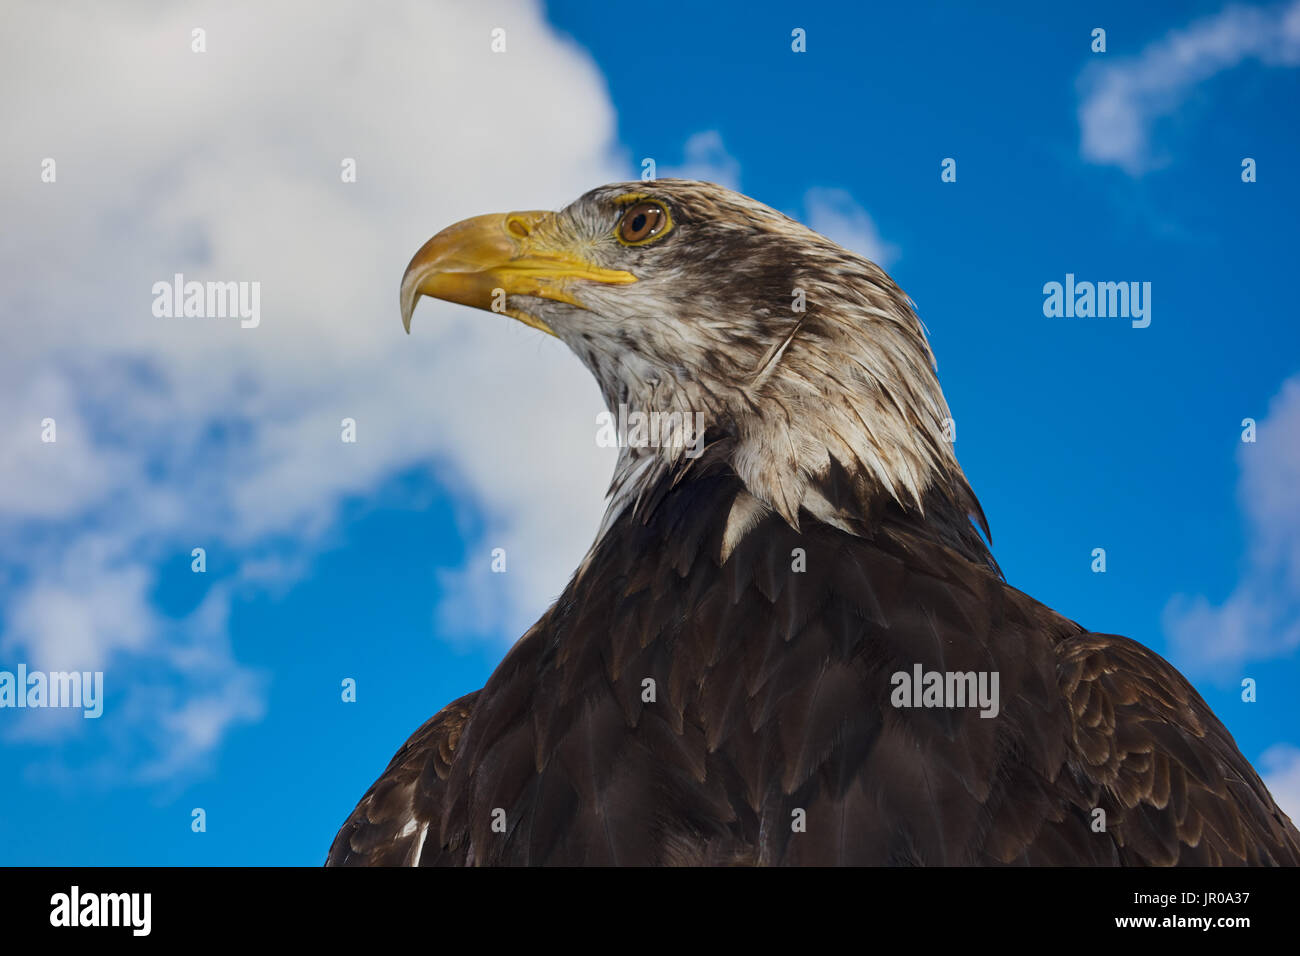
[1165,376,1300,675]
[0,0,625,776]
[802,188,897,266]
[5,536,154,674]
[1261,743,1300,822]
[660,130,742,189]
[1078,0,1300,174]
[0,3,903,782]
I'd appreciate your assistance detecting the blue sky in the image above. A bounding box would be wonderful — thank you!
[1,0,1298,865]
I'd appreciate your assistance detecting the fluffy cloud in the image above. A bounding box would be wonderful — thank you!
[1078,0,1300,173]
[0,0,625,776]
[660,130,742,190]
[803,187,898,267]
[1164,377,1300,674]
[0,2,899,781]
[1261,743,1300,822]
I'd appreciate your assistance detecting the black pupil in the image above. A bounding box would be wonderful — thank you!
[631,213,647,233]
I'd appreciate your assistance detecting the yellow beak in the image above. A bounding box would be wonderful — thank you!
[400,210,637,336]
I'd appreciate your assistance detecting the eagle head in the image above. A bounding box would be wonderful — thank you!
[401,179,990,562]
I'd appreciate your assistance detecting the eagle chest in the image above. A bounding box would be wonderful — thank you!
[449,493,1078,865]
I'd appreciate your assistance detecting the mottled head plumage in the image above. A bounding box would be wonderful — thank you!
[523,180,991,565]
[338,180,1300,869]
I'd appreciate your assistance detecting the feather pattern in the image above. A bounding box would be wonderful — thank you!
[329,180,1299,866]
[328,467,1300,865]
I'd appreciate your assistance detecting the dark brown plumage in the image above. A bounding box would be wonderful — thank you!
[328,180,1300,866]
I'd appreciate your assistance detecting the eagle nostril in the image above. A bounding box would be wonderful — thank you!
[506,215,531,239]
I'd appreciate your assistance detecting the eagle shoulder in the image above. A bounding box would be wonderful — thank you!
[329,473,1300,866]
[326,691,478,866]
[1057,632,1300,865]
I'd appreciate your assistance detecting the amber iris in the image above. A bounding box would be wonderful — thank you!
[618,201,668,243]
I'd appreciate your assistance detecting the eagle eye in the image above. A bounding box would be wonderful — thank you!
[616,200,670,245]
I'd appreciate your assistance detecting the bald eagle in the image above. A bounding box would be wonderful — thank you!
[328,180,1299,866]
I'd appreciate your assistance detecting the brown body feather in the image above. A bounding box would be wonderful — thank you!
[332,180,1298,866]
[328,461,1300,866]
